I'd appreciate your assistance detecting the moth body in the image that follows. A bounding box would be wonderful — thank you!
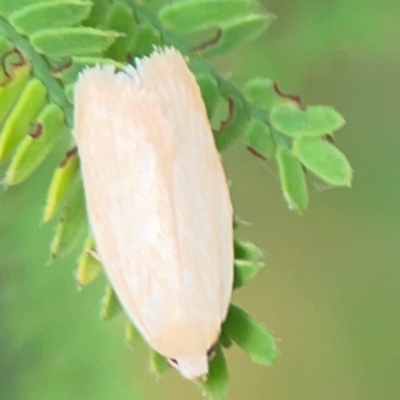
[73,48,233,380]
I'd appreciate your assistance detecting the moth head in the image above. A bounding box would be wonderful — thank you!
[167,343,217,380]
[168,354,208,380]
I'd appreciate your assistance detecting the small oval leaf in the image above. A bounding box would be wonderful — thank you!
[43,148,79,222]
[294,137,353,186]
[159,0,257,34]
[125,323,141,349]
[76,235,102,288]
[0,0,35,16]
[215,97,248,151]
[6,104,65,185]
[196,74,220,120]
[101,283,122,320]
[31,27,121,57]
[0,77,47,161]
[276,146,309,212]
[50,180,87,258]
[149,350,170,376]
[9,1,93,34]
[243,78,295,111]
[0,33,10,48]
[234,240,263,261]
[219,329,232,348]
[0,64,31,124]
[201,13,275,58]
[271,105,345,138]
[201,346,229,400]
[234,259,263,289]
[244,117,273,158]
[223,305,277,366]
[104,2,137,61]
[233,215,250,230]
[132,24,162,58]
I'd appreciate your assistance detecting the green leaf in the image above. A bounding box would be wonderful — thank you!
[149,350,170,376]
[201,13,275,58]
[43,148,79,222]
[101,284,122,320]
[64,83,74,104]
[201,346,229,400]
[9,1,93,34]
[0,78,47,161]
[219,329,232,348]
[159,0,258,34]
[104,2,137,61]
[76,235,102,288]
[196,74,220,119]
[270,105,346,138]
[125,323,141,349]
[243,78,295,111]
[244,117,273,158]
[215,97,248,151]
[276,147,309,212]
[234,259,263,289]
[233,215,250,230]
[6,104,65,185]
[131,24,162,58]
[223,305,277,366]
[31,27,121,57]
[0,0,36,16]
[50,180,87,258]
[294,137,353,186]
[0,36,12,60]
[82,0,110,27]
[234,240,263,261]
[0,64,31,124]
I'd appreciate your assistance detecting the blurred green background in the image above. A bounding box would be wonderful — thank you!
[1,0,400,399]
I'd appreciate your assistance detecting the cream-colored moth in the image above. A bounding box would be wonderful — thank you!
[73,48,233,380]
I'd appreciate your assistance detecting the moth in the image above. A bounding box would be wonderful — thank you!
[73,48,233,380]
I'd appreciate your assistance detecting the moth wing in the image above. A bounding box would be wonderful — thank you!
[73,49,233,358]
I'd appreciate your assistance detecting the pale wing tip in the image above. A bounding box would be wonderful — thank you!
[74,47,186,92]
[132,46,188,75]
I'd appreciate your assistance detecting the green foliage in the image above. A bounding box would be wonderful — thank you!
[31,27,121,57]
[0,77,47,161]
[50,180,87,258]
[43,148,79,221]
[101,283,122,320]
[149,350,170,376]
[159,0,259,34]
[201,347,229,399]
[76,235,102,288]
[234,239,263,261]
[6,104,66,185]
[223,305,277,366]
[0,63,31,122]
[244,77,295,111]
[234,259,264,289]
[244,117,274,159]
[270,105,345,138]
[9,1,93,34]
[125,322,141,348]
[215,97,248,151]
[0,0,352,397]
[276,146,309,212]
[104,2,137,61]
[293,137,352,186]
[200,13,275,58]
[196,74,220,119]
